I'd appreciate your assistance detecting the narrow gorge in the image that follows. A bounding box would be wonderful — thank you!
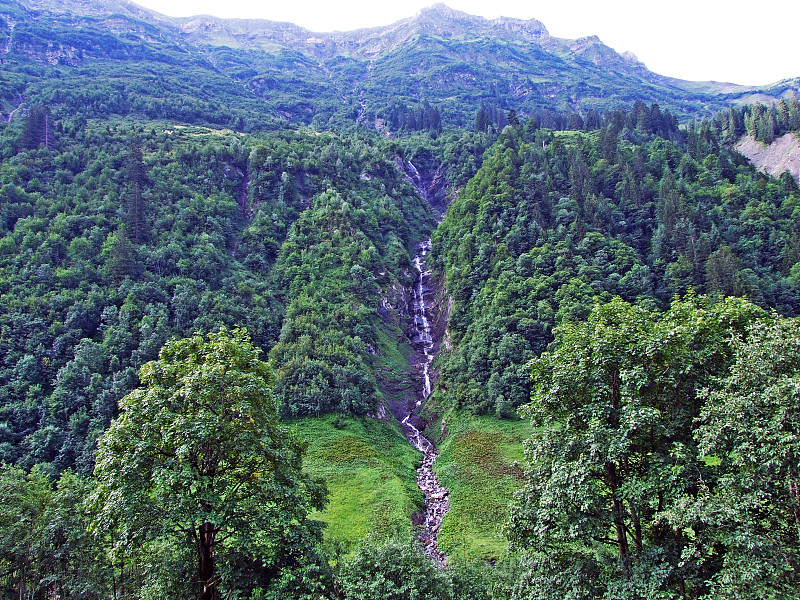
[398,239,450,562]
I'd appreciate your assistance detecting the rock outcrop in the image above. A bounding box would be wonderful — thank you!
[736,133,800,184]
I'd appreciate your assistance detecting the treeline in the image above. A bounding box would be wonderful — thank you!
[431,102,800,415]
[476,100,681,139]
[384,99,443,132]
[710,94,800,143]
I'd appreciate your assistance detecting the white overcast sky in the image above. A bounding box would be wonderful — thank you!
[133,0,800,86]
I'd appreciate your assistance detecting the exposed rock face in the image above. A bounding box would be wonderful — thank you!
[399,158,449,214]
[736,133,800,183]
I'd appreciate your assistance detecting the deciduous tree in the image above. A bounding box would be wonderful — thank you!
[508,296,763,599]
[668,318,800,598]
[91,328,327,600]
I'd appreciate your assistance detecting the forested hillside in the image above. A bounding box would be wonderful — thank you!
[428,102,800,598]
[431,100,800,416]
[1,0,800,598]
[0,117,437,473]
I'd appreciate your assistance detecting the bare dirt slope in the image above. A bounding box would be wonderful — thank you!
[736,133,800,183]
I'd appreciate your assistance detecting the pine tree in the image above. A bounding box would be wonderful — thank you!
[728,106,744,140]
[125,139,147,243]
[789,93,800,130]
[406,110,417,131]
[566,112,584,131]
[475,108,489,133]
[19,105,55,150]
[585,107,601,130]
[104,227,136,281]
[777,98,790,132]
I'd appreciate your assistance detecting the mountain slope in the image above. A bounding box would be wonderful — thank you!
[2,1,800,595]
[735,133,800,182]
[2,0,798,130]
[430,115,800,417]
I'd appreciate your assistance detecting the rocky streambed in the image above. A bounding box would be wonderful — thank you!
[398,239,450,562]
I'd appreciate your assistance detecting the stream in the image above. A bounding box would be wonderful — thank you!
[399,239,450,562]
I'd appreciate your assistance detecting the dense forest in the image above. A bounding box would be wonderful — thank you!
[0,117,445,473]
[431,99,800,416]
[2,94,799,598]
[1,0,800,598]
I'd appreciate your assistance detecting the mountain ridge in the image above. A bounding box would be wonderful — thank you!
[2,0,799,129]
[7,0,782,85]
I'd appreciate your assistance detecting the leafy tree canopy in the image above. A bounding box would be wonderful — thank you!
[508,295,766,599]
[667,318,800,599]
[91,327,327,600]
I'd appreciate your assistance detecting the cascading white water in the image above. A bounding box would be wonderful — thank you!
[399,238,449,563]
[412,240,434,403]
[405,160,424,188]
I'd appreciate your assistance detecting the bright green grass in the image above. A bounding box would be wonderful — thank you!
[291,414,422,549]
[291,407,531,558]
[374,325,412,376]
[432,412,531,560]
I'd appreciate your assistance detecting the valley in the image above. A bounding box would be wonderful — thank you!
[0,0,799,598]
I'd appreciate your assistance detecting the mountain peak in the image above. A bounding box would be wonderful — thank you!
[418,3,463,18]
[411,3,549,40]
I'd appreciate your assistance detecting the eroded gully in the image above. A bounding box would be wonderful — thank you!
[399,239,449,562]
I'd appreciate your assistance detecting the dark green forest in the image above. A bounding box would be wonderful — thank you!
[3,96,799,599]
[431,99,800,416]
[0,118,442,472]
[1,0,800,598]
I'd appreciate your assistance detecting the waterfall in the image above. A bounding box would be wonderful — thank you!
[398,238,449,562]
[412,240,434,402]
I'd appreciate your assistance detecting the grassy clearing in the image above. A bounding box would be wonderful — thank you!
[431,412,531,560]
[291,413,422,550]
[287,300,424,551]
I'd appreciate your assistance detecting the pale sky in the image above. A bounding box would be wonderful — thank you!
[134,0,800,86]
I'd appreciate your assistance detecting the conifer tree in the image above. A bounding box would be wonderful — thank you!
[19,105,55,150]
[125,139,147,243]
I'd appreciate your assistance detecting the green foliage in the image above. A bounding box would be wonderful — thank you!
[710,95,800,144]
[431,105,800,415]
[0,119,435,472]
[268,145,435,416]
[338,537,451,600]
[448,555,518,600]
[2,2,800,595]
[507,296,765,599]
[0,465,110,599]
[666,318,800,598]
[91,328,328,599]
[336,537,519,600]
